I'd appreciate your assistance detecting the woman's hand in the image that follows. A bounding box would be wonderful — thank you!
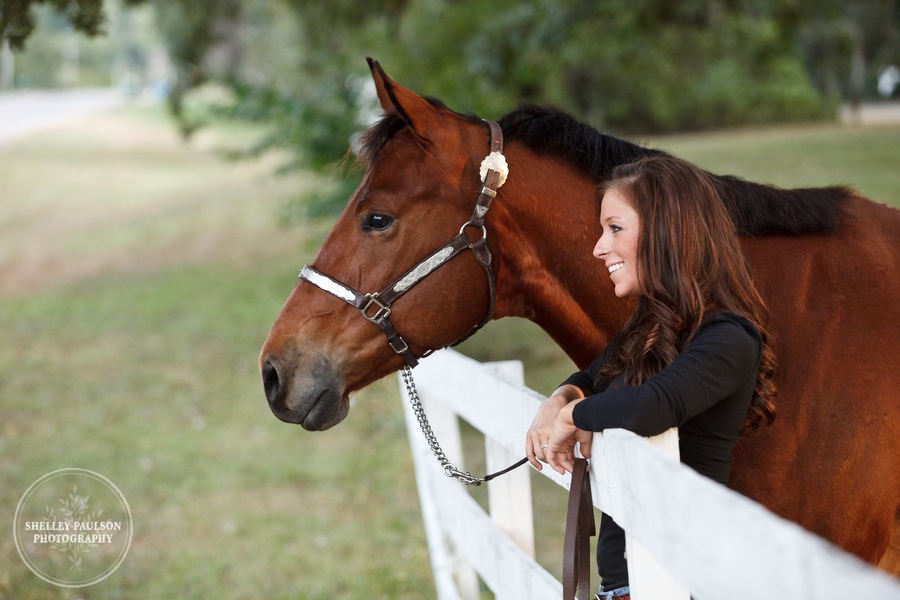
[526,385,583,470]
[545,400,594,475]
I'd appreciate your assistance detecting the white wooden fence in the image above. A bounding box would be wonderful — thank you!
[399,349,900,599]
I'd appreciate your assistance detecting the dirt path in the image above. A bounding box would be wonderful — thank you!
[839,101,900,124]
[0,88,126,146]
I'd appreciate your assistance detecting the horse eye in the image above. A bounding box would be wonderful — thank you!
[363,213,394,232]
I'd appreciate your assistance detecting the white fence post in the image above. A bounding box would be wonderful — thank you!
[401,377,480,600]
[483,361,536,561]
[399,349,900,600]
[593,428,690,600]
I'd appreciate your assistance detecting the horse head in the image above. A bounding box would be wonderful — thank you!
[259,59,500,430]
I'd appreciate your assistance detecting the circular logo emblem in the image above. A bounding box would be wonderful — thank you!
[13,468,133,588]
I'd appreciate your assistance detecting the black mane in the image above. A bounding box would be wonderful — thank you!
[498,104,660,180]
[358,101,850,236]
[498,104,850,236]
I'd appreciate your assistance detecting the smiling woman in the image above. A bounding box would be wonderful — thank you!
[530,155,777,598]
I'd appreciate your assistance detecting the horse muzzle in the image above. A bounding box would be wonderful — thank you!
[261,355,349,431]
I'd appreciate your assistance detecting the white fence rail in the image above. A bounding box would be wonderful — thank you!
[399,349,900,599]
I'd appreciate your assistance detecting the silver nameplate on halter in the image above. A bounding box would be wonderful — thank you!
[393,246,455,293]
[299,265,357,304]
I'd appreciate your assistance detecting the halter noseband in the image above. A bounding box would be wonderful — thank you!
[297,120,507,368]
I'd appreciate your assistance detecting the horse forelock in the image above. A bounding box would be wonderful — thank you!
[355,113,407,167]
[355,96,482,168]
[497,103,851,236]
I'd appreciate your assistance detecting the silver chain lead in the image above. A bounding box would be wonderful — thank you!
[402,366,486,486]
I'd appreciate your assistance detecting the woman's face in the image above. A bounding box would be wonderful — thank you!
[594,188,641,298]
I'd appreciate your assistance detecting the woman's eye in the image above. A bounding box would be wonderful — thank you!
[609,224,622,233]
[363,213,394,231]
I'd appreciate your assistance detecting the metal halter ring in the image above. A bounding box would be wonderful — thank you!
[459,221,487,240]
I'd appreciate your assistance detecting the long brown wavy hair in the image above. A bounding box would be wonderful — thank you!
[597,155,777,433]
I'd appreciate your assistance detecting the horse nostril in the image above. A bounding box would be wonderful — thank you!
[262,359,282,405]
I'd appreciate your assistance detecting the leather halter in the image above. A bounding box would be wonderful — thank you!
[297,120,505,367]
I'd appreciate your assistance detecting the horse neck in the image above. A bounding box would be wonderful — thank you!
[489,147,632,368]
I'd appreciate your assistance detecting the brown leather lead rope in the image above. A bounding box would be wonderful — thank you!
[563,457,595,600]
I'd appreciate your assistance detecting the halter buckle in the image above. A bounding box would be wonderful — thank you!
[360,293,391,322]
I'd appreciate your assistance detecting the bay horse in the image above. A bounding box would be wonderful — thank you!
[260,58,900,573]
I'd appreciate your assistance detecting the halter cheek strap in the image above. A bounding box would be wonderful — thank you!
[298,120,506,367]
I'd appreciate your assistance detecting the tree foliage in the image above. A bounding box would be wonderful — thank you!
[0,0,146,50]
[3,0,898,217]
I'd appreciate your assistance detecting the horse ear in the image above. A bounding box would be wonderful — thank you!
[367,57,443,141]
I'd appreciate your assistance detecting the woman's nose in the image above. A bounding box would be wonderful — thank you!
[593,235,607,259]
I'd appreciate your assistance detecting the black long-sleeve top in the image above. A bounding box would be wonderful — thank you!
[564,312,762,484]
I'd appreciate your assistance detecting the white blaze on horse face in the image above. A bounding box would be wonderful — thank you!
[594,189,642,298]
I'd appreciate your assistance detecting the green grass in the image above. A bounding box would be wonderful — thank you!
[1,105,897,599]
[1,265,430,599]
[648,123,900,206]
[0,107,429,599]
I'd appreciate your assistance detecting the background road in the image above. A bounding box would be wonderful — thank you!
[0,88,126,146]
[1,87,898,149]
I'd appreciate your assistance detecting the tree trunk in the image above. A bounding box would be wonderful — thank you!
[0,39,13,90]
[846,21,866,124]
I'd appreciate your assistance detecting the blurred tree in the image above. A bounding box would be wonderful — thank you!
[147,0,893,217]
[545,0,832,131]
[1,0,103,50]
[149,0,241,134]
[5,0,897,217]
[149,0,410,219]
[4,0,160,88]
[796,0,900,115]
[0,0,146,50]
